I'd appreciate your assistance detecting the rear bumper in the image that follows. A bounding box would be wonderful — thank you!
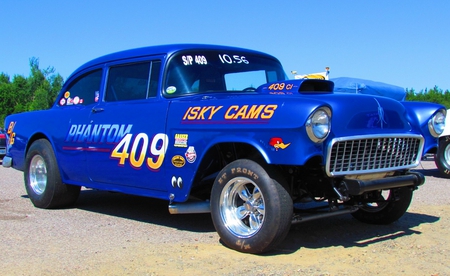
[2,156,12,168]
[342,171,425,195]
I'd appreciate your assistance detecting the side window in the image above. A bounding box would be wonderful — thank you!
[59,69,102,106]
[105,62,151,102]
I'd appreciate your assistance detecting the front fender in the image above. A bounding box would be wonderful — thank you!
[401,101,446,154]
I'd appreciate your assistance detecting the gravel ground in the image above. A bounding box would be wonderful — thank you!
[1,159,449,275]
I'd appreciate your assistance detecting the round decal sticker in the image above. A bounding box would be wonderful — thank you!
[185,146,197,163]
[166,86,177,94]
[171,155,186,168]
[64,91,70,98]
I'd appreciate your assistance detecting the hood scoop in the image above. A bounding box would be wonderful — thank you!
[258,79,334,95]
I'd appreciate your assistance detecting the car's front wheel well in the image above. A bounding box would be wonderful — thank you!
[189,142,267,200]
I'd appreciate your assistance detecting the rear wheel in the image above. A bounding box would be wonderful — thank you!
[351,187,413,224]
[210,159,293,253]
[24,139,80,209]
[435,136,450,178]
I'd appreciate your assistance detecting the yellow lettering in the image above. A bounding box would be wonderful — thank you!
[225,105,239,119]
[234,105,249,119]
[188,107,201,120]
[197,106,212,119]
[147,153,165,170]
[261,104,278,119]
[208,106,223,119]
[182,107,192,120]
[244,105,265,119]
[7,121,16,145]
[185,105,276,121]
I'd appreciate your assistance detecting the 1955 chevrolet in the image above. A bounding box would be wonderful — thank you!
[3,44,446,253]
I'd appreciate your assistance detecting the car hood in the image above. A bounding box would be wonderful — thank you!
[254,79,415,136]
[303,93,414,137]
[173,90,416,138]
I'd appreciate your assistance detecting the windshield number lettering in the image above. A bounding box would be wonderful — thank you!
[195,55,207,65]
[182,55,193,65]
[218,54,249,64]
[183,55,208,65]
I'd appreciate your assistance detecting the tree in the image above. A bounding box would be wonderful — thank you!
[0,73,13,126]
[0,58,63,128]
[406,86,450,108]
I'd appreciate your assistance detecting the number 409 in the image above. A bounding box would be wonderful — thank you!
[111,133,168,170]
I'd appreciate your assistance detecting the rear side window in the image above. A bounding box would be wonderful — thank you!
[59,69,102,106]
[105,61,161,102]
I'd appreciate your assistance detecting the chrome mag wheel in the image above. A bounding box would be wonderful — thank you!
[29,155,48,195]
[219,177,265,238]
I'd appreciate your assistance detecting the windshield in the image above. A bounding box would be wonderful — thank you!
[164,50,287,96]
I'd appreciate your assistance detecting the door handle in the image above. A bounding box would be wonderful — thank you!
[91,107,104,113]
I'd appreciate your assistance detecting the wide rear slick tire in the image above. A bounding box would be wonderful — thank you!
[210,159,293,254]
[24,139,80,209]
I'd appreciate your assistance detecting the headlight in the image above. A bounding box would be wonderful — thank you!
[428,110,446,137]
[306,107,331,143]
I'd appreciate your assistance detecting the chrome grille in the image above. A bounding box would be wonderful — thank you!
[326,135,424,176]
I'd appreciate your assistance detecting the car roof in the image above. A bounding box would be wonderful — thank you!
[69,44,278,79]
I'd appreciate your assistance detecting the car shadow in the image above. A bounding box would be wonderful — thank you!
[413,158,450,179]
[63,189,440,255]
[73,189,216,233]
[268,211,439,255]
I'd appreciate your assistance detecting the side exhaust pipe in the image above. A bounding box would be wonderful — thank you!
[292,206,358,224]
[168,201,211,214]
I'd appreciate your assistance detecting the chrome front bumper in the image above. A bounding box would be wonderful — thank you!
[341,171,425,195]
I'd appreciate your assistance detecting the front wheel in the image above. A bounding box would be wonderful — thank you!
[210,159,293,254]
[24,139,80,209]
[435,136,450,178]
[351,187,413,224]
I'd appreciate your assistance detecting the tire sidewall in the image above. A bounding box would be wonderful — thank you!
[211,159,292,253]
[352,187,413,224]
[436,136,450,178]
[24,139,60,208]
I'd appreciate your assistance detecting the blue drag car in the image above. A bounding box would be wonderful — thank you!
[3,44,445,253]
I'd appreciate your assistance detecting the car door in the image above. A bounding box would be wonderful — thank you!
[55,68,103,184]
[86,60,169,191]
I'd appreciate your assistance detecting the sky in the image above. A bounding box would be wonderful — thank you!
[1,1,449,91]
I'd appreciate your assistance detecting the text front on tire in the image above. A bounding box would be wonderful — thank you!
[210,159,293,254]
